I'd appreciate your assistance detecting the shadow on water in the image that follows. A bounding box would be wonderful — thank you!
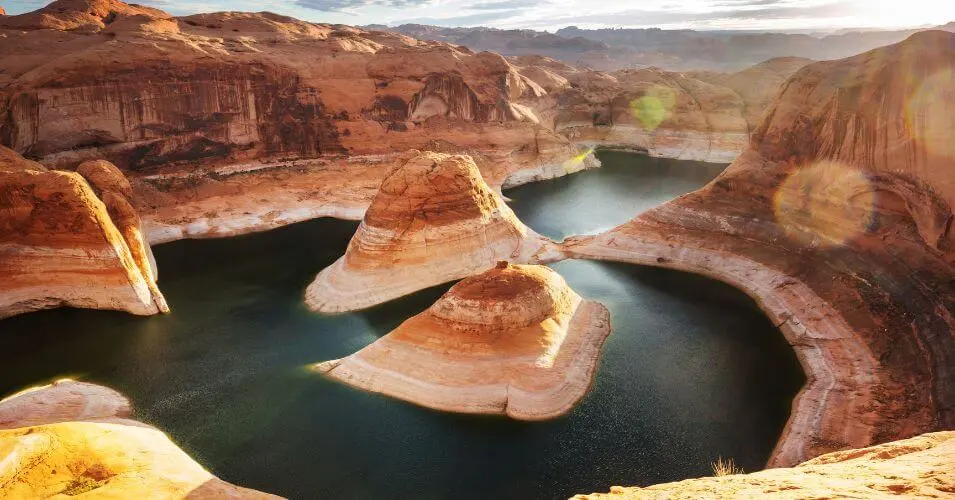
[0,151,804,499]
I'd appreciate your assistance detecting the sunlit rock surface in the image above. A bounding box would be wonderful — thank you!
[574,431,955,499]
[315,263,611,419]
[564,31,955,468]
[306,151,559,313]
[0,380,280,499]
[0,145,167,318]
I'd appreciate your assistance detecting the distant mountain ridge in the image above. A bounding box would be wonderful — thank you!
[374,22,955,72]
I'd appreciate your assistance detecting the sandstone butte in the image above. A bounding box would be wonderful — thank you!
[0,0,794,245]
[0,379,280,499]
[575,431,955,499]
[563,30,955,470]
[314,262,612,420]
[305,151,559,313]
[0,145,168,318]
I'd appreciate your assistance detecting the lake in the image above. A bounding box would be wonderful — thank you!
[0,151,804,499]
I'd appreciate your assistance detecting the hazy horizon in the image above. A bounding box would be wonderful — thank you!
[3,0,953,33]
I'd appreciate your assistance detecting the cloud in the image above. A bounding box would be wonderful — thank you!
[395,9,527,27]
[468,0,543,10]
[294,0,434,13]
[518,1,854,28]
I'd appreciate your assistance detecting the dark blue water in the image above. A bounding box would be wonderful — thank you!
[0,151,804,499]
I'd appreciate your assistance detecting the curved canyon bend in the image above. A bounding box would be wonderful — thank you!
[0,151,804,498]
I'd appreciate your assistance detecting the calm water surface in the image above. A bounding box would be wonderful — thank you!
[0,151,804,499]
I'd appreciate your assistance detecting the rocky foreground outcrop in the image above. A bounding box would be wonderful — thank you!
[315,262,611,420]
[563,31,955,469]
[575,431,955,499]
[0,145,167,318]
[0,380,278,499]
[306,151,558,313]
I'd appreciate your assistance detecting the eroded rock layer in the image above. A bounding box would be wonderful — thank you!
[574,431,955,499]
[0,380,279,498]
[306,151,558,313]
[0,0,600,242]
[315,262,611,419]
[0,1,808,243]
[564,31,955,468]
[0,145,167,318]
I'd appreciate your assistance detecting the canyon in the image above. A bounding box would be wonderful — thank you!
[0,0,953,498]
[0,380,278,498]
[0,0,804,250]
[315,262,612,419]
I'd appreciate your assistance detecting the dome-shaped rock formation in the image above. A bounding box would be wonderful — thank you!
[314,262,611,420]
[0,380,280,498]
[0,146,167,318]
[305,151,559,313]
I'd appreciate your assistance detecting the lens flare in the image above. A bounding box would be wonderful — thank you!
[562,147,595,172]
[905,67,955,160]
[630,85,677,131]
[773,161,877,246]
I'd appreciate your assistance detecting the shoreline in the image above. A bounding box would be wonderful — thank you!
[560,233,878,468]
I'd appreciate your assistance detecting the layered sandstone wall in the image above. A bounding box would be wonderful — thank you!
[0,145,167,318]
[564,31,955,469]
[0,380,279,499]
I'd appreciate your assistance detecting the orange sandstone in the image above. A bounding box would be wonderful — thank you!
[305,151,559,313]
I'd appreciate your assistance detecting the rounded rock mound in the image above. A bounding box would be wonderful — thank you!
[305,151,558,313]
[313,263,612,420]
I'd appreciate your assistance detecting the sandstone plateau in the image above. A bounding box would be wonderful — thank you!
[0,0,806,246]
[0,380,279,499]
[315,262,611,420]
[0,145,167,318]
[563,31,955,469]
[575,431,955,499]
[306,151,558,313]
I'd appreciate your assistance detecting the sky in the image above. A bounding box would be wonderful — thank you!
[4,0,954,32]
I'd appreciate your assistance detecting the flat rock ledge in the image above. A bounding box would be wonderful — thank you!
[0,380,279,499]
[574,431,955,499]
[305,151,562,314]
[314,262,612,420]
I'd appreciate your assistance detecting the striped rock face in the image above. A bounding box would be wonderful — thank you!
[0,146,168,318]
[314,262,612,420]
[305,151,560,313]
